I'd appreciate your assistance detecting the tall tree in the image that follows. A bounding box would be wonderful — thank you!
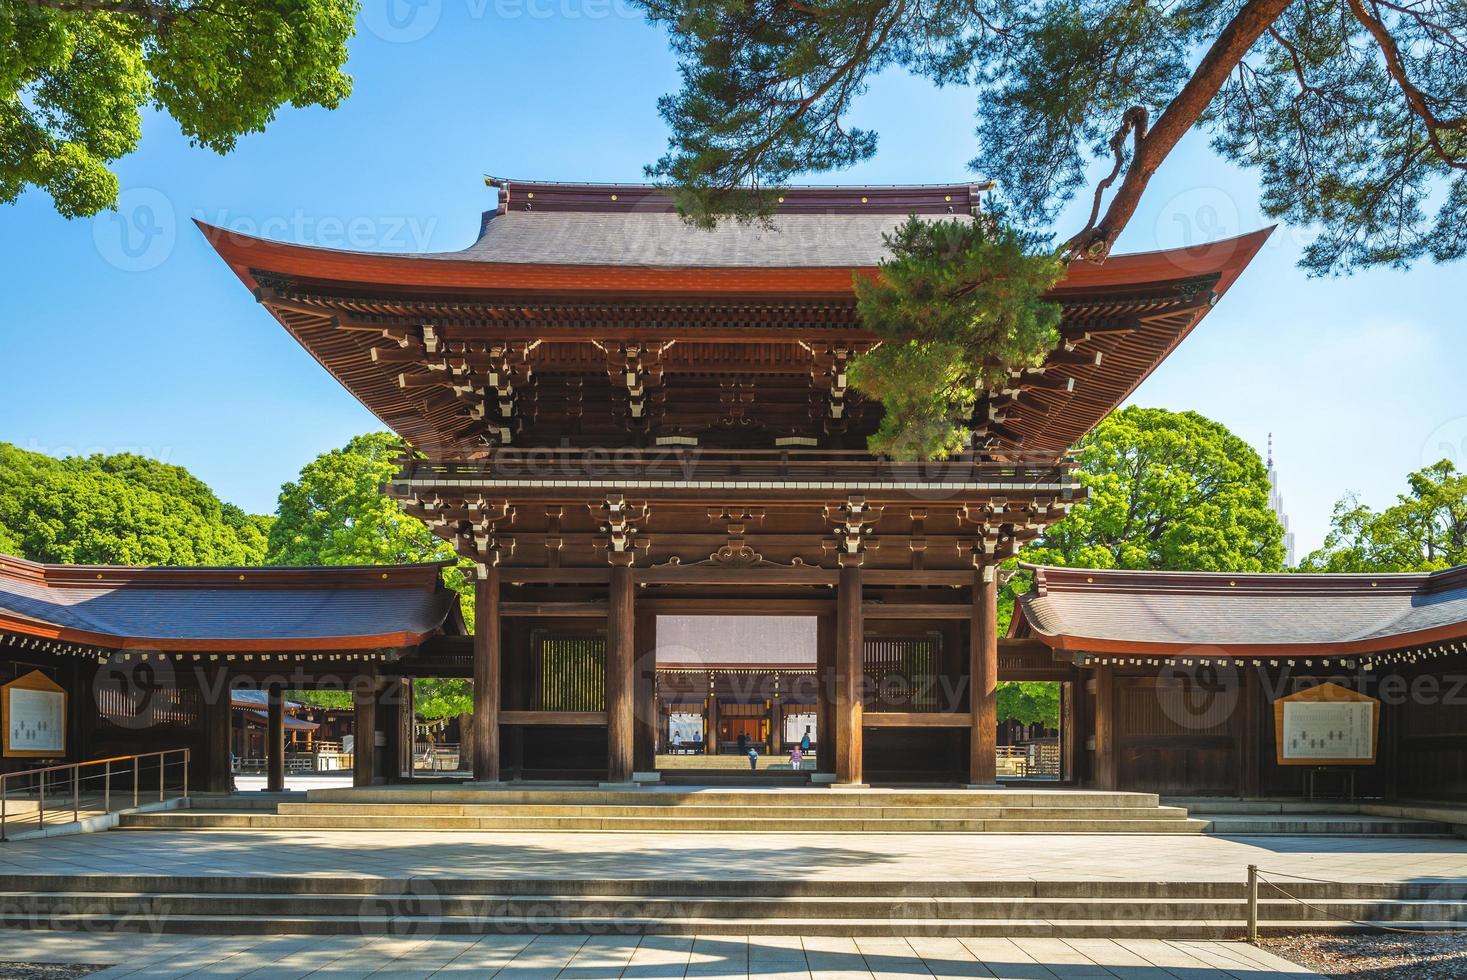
[4,0,355,217]
[268,432,475,719]
[1303,459,1467,571]
[635,0,1467,273]
[0,442,270,565]
[1021,406,1287,573]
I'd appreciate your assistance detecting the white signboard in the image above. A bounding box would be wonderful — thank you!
[8,687,65,755]
[1281,701,1375,762]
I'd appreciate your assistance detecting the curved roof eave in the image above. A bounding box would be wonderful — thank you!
[197,220,1275,300]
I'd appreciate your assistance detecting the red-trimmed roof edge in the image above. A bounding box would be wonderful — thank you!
[197,219,1275,299]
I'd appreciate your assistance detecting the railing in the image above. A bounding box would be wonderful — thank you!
[0,748,190,842]
[413,743,462,772]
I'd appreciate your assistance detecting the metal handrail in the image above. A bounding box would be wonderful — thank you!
[0,747,190,842]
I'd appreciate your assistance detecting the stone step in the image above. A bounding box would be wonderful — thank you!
[116,811,1209,833]
[275,802,1195,821]
[298,788,1165,809]
[12,875,1464,901]
[6,891,1464,923]
[1201,814,1456,837]
[14,911,1459,939]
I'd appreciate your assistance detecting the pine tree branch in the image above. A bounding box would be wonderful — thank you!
[1064,0,1297,263]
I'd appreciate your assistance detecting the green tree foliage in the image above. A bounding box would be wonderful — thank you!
[635,0,1467,273]
[1021,407,1286,573]
[850,216,1065,459]
[267,432,474,720]
[0,442,269,565]
[1303,460,1467,571]
[4,0,355,217]
[996,681,1060,728]
[996,407,1284,726]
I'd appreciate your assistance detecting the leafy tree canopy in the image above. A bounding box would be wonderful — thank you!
[850,216,1065,459]
[1303,459,1467,571]
[4,0,355,217]
[996,681,1060,728]
[0,442,269,565]
[636,0,1467,274]
[1021,406,1287,573]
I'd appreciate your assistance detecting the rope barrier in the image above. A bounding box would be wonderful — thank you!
[1247,864,1467,941]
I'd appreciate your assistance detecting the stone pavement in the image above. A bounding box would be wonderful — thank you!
[0,930,1323,978]
[4,827,1464,884]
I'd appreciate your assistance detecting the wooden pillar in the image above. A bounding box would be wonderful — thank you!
[606,563,635,783]
[834,564,865,785]
[472,566,501,782]
[202,672,233,793]
[266,684,286,792]
[968,565,999,786]
[1094,666,1117,790]
[816,612,835,775]
[353,672,378,788]
[706,680,720,755]
[768,694,783,754]
[380,677,402,783]
[634,610,657,773]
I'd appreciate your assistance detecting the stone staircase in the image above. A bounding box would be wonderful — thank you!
[1,874,1464,938]
[1175,800,1463,838]
[116,787,1209,834]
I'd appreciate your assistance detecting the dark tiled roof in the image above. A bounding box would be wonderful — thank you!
[0,555,457,652]
[1016,565,1467,655]
[453,211,913,268]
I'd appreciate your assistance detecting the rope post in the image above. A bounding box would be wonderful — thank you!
[103,762,111,814]
[1247,864,1260,943]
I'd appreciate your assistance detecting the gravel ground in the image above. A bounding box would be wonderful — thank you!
[0,966,107,979]
[1261,933,1467,979]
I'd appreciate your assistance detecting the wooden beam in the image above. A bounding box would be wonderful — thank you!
[501,601,608,618]
[864,712,973,728]
[500,710,609,726]
[472,567,501,782]
[863,603,972,620]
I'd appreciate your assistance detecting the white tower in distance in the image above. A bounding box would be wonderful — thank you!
[1266,433,1297,568]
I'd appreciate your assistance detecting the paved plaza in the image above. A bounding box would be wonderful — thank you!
[0,931,1321,978]
[3,827,1464,884]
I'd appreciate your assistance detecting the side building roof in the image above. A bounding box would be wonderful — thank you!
[0,554,458,657]
[1014,564,1467,659]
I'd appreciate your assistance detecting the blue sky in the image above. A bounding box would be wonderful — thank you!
[3,1,1464,557]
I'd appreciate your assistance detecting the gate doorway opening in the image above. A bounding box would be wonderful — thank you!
[654,615,818,775]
